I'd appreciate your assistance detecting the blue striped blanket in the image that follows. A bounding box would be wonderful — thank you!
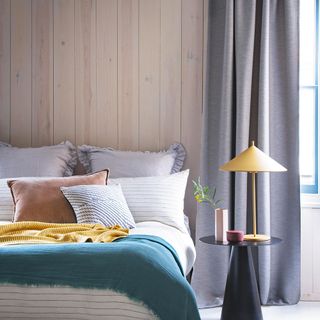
[0,235,200,320]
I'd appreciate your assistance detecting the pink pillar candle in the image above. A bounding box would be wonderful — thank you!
[226,230,244,242]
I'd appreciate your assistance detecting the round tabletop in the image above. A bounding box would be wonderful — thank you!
[200,236,282,247]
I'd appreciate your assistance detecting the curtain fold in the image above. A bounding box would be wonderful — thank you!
[191,0,300,308]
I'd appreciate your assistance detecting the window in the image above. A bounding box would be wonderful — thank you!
[300,0,318,193]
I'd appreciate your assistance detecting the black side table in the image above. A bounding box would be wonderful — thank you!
[200,236,282,320]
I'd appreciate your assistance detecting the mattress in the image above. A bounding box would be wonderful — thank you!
[0,221,196,320]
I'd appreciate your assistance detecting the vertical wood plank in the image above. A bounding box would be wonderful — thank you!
[181,0,204,235]
[0,0,10,143]
[96,0,118,148]
[118,0,139,150]
[139,0,160,151]
[160,0,181,148]
[75,0,97,146]
[10,0,32,147]
[54,0,75,144]
[32,0,54,146]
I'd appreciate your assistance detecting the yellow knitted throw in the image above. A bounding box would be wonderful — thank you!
[0,221,128,245]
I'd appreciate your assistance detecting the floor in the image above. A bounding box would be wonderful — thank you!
[199,301,320,320]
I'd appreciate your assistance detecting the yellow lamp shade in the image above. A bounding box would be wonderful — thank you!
[219,141,287,173]
[219,141,287,241]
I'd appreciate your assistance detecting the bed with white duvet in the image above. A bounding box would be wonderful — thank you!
[0,221,196,320]
[0,142,199,319]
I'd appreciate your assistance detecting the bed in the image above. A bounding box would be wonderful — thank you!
[0,141,200,320]
[0,221,198,320]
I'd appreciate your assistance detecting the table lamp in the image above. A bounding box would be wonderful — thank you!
[219,141,287,241]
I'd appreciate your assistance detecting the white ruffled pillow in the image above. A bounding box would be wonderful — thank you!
[78,143,186,178]
[0,141,77,178]
[109,170,189,231]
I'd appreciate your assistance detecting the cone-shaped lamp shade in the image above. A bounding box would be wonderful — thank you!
[219,141,287,172]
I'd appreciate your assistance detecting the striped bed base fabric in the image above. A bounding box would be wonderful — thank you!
[0,284,157,320]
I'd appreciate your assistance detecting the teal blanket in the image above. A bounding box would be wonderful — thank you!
[0,235,200,320]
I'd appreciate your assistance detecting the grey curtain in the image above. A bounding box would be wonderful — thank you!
[191,0,300,308]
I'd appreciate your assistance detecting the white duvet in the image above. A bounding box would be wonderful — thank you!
[0,221,196,320]
[130,221,196,275]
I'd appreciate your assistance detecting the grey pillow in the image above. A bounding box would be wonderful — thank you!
[78,143,186,178]
[61,184,135,229]
[0,141,77,178]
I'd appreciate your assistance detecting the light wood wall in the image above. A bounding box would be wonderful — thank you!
[0,0,206,235]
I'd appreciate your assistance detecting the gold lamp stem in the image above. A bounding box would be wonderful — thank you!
[252,172,257,238]
[244,171,270,241]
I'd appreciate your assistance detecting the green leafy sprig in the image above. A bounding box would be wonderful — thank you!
[192,177,221,210]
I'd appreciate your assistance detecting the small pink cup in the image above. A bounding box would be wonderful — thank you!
[226,230,244,242]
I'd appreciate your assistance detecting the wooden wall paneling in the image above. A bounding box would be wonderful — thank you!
[32,0,54,147]
[10,0,32,147]
[118,0,139,150]
[96,0,118,148]
[2,0,205,233]
[181,0,204,235]
[0,0,10,143]
[159,0,182,148]
[139,0,160,151]
[53,0,75,144]
[75,0,97,146]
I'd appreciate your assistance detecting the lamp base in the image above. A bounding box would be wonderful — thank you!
[244,234,270,242]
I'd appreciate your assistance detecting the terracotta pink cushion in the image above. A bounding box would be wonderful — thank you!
[8,170,109,223]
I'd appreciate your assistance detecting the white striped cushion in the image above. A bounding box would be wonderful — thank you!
[61,184,135,229]
[0,179,13,221]
[109,170,189,231]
